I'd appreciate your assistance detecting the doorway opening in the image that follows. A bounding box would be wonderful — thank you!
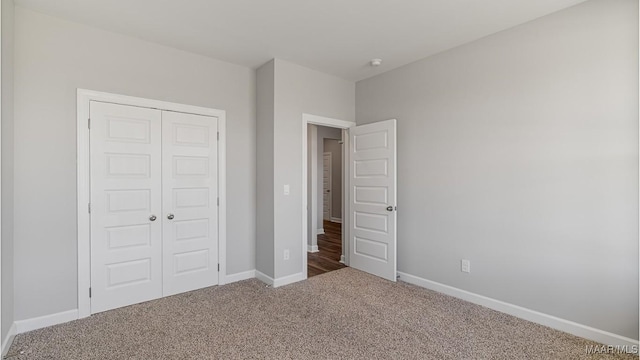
[301,114,397,282]
[308,132,346,277]
[301,114,355,280]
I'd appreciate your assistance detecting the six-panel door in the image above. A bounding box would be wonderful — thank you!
[162,111,219,296]
[349,119,397,282]
[90,102,164,313]
[90,101,219,314]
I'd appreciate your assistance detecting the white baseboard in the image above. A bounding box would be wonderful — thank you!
[330,217,342,223]
[255,271,306,288]
[224,270,255,284]
[397,272,639,347]
[1,323,16,357]
[339,255,345,264]
[15,309,78,334]
[273,272,306,288]
[316,228,325,235]
[308,244,319,253]
[255,270,274,286]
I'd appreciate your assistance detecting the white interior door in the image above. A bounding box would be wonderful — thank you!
[349,119,397,281]
[90,101,163,313]
[323,152,332,220]
[162,111,219,296]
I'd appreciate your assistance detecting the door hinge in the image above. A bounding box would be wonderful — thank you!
[89,287,92,298]
[217,132,220,141]
[217,198,219,206]
[88,203,91,213]
[217,264,220,272]
[88,118,91,129]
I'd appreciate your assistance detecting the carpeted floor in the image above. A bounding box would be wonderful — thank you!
[8,268,636,359]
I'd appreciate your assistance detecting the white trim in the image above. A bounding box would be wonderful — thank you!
[273,272,306,288]
[223,270,255,284]
[340,129,349,266]
[217,114,227,285]
[398,272,639,347]
[1,323,16,357]
[254,271,305,288]
[15,310,78,334]
[0,3,3,343]
[304,114,356,129]
[308,124,318,253]
[330,217,342,223]
[255,270,274,286]
[76,89,227,318]
[302,114,355,281]
[316,228,325,235]
[307,244,319,253]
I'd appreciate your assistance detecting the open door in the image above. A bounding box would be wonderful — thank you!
[349,119,397,281]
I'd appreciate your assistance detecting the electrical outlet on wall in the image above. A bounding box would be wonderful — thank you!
[461,259,471,273]
[284,249,290,260]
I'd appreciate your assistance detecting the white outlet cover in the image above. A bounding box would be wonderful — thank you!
[284,184,290,195]
[461,259,471,273]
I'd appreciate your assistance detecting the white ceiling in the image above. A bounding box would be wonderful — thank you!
[15,0,587,81]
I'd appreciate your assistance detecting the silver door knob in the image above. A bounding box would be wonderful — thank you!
[149,215,157,221]
[386,206,394,212]
[167,214,175,220]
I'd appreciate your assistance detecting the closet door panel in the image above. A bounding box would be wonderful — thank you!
[89,101,163,314]
[162,111,219,296]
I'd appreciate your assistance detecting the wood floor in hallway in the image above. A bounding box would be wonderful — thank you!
[308,220,346,277]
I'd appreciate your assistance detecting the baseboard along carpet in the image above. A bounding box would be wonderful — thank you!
[8,268,635,359]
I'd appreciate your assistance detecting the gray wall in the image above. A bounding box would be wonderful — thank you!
[356,0,638,339]
[256,59,354,279]
[13,7,256,321]
[1,0,14,344]
[317,126,341,226]
[256,60,275,278]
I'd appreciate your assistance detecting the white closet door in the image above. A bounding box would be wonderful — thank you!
[162,111,219,296]
[90,101,163,314]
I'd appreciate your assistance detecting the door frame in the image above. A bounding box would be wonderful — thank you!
[76,89,227,318]
[302,114,355,278]
[322,151,332,221]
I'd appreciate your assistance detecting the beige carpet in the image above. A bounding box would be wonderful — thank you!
[8,268,636,359]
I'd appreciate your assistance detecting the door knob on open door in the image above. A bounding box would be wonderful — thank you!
[149,215,157,221]
[167,214,175,220]
[386,206,394,212]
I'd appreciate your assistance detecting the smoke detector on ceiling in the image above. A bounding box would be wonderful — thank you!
[370,58,383,67]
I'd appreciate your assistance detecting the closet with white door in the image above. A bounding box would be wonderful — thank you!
[88,100,220,314]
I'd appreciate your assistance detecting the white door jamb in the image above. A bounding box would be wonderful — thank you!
[302,114,355,279]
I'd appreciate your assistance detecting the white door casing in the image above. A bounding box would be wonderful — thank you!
[89,101,163,313]
[301,114,356,279]
[323,152,332,221]
[349,119,397,281]
[78,89,226,319]
[162,111,219,296]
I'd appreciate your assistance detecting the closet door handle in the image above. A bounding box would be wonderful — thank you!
[149,215,157,221]
[167,214,175,220]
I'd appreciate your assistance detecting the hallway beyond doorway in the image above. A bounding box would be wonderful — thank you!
[308,221,346,277]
